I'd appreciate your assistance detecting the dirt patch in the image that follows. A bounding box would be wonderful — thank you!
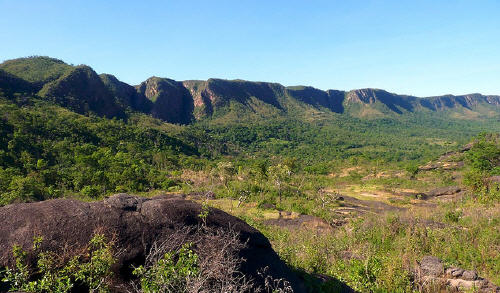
[362,170,406,180]
[330,166,362,178]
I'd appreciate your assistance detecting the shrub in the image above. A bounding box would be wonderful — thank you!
[133,243,199,293]
[1,233,115,292]
[130,226,253,293]
[81,185,101,198]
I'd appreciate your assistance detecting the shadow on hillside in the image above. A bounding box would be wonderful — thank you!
[296,269,357,293]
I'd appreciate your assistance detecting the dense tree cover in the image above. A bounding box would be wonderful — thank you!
[0,98,200,205]
[0,56,72,88]
[185,113,500,169]
[1,87,500,205]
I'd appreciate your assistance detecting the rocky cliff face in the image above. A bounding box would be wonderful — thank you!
[345,89,418,114]
[137,77,194,124]
[286,86,345,113]
[424,94,500,110]
[183,78,285,119]
[346,89,500,113]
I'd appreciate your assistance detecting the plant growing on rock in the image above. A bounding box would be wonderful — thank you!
[130,226,255,293]
[132,243,199,293]
[1,234,115,293]
[198,200,210,227]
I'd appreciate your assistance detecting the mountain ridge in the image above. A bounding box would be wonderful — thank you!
[1,56,499,123]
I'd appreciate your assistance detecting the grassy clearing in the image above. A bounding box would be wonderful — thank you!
[182,152,499,292]
[260,196,500,292]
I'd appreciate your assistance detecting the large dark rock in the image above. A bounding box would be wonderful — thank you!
[0,194,306,292]
[420,256,444,277]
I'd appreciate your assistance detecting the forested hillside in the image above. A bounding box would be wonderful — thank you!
[2,56,500,203]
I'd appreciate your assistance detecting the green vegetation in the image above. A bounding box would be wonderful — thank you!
[0,98,199,205]
[1,234,114,292]
[463,133,500,200]
[2,56,500,292]
[3,92,496,206]
[264,199,500,292]
[133,243,199,293]
[0,56,72,86]
[186,113,500,166]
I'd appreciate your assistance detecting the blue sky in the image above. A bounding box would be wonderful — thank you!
[1,0,499,96]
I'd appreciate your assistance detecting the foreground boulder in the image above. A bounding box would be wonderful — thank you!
[0,194,306,292]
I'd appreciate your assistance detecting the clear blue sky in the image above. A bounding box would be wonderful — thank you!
[1,0,499,96]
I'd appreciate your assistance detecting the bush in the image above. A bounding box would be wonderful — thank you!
[130,226,253,293]
[133,243,199,292]
[81,185,101,198]
[1,233,115,293]
[444,209,462,223]
[4,175,45,204]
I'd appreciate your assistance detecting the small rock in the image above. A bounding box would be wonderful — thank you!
[487,176,500,183]
[475,279,489,289]
[205,191,216,199]
[447,278,480,290]
[260,203,276,210]
[462,270,478,281]
[461,143,473,152]
[104,193,148,211]
[420,256,444,277]
[446,267,464,277]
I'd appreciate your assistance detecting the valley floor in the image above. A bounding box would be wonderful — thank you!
[179,159,500,292]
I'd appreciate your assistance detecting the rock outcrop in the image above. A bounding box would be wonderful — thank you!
[418,256,499,292]
[137,77,194,124]
[0,194,306,292]
[183,78,285,119]
[286,86,345,113]
[425,186,462,197]
[398,186,462,200]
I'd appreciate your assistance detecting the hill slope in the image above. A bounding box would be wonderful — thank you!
[38,65,126,118]
[2,56,500,124]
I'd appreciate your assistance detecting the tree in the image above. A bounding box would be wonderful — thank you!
[268,164,292,207]
[212,162,236,189]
